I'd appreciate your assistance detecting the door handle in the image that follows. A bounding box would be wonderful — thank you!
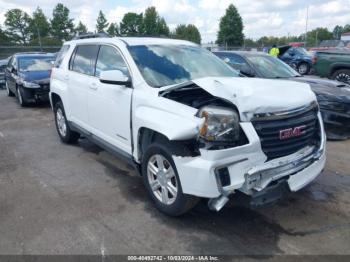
[89,82,98,90]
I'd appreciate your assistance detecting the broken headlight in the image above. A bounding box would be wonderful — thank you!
[198,106,240,142]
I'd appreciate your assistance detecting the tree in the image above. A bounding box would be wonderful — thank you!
[343,24,350,34]
[143,6,158,35]
[29,7,50,43]
[0,26,10,45]
[74,21,88,35]
[120,12,143,36]
[306,27,333,46]
[174,24,201,44]
[107,23,119,36]
[217,4,244,47]
[4,9,31,44]
[142,6,169,36]
[50,3,74,41]
[96,10,109,33]
[157,17,170,36]
[333,25,343,40]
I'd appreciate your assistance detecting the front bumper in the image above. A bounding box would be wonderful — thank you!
[173,112,326,209]
[20,84,50,102]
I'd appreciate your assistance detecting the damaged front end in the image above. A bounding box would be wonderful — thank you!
[160,77,326,212]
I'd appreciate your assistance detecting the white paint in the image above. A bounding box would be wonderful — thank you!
[0,131,4,138]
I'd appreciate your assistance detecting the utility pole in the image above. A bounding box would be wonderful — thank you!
[36,22,43,51]
[315,30,318,47]
[305,6,309,48]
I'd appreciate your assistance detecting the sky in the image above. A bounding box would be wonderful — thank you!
[0,0,349,43]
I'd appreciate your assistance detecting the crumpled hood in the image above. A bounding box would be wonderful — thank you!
[160,77,317,120]
[291,76,350,102]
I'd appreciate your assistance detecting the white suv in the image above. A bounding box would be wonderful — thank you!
[50,36,326,216]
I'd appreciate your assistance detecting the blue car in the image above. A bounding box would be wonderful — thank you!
[278,45,312,75]
[5,52,55,106]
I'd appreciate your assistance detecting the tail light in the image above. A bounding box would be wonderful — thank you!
[312,56,318,65]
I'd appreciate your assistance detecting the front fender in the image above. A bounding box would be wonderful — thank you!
[134,105,203,141]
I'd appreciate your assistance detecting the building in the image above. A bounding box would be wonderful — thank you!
[341,32,350,41]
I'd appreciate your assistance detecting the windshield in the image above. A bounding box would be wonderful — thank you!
[128,45,239,87]
[246,55,299,78]
[18,57,55,72]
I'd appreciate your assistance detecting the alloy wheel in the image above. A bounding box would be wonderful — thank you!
[298,64,308,75]
[335,73,350,84]
[147,154,178,205]
[56,108,67,137]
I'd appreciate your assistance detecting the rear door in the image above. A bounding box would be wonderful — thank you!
[87,44,133,154]
[68,45,99,130]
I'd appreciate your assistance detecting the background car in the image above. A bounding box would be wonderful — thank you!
[5,52,55,106]
[214,51,350,140]
[278,45,313,75]
[0,57,9,88]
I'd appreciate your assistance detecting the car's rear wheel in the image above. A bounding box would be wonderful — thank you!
[297,63,310,75]
[332,69,350,84]
[6,81,14,97]
[54,101,80,143]
[142,142,198,216]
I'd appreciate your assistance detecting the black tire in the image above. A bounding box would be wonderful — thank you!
[16,86,28,107]
[297,62,310,75]
[5,81,15,97]
[142,141,199,216]
[54,101,80,143]
[332,69,350,84]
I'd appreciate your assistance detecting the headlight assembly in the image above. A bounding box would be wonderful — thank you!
[198,105,240,142]
[23,81,40,88]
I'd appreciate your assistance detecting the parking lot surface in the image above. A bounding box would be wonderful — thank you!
[0,89,350,255]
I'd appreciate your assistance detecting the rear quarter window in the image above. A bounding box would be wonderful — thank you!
[54,45,70,68]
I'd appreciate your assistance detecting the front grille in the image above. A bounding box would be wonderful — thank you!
[252,103,319,160]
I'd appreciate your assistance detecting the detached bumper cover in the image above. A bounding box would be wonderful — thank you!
[173,112,326,199]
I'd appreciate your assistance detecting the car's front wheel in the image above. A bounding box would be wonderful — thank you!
[142,142,198,216]
[5,81,14,97]
[16,86,28,107]
[297,62,310,75]
[332,69,350,84]
[54,101,80,143]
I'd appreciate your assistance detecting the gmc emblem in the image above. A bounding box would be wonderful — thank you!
[279,125,306,140]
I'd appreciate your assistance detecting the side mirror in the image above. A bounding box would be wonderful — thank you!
[99,70,132,87]
[240,65,255,77]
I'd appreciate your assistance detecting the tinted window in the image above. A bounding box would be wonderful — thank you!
[128,45,238,88]
[95,45,128,77]
[55,45,70,68]
[18,57,55,72]
[71,45,99,76]
[246,55,299,78]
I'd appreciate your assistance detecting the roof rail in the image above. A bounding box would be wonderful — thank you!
[73,32,111,40]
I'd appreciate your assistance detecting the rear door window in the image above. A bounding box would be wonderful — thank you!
[71,45,99,76]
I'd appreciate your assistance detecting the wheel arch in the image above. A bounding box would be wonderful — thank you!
[330,63,350,76]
